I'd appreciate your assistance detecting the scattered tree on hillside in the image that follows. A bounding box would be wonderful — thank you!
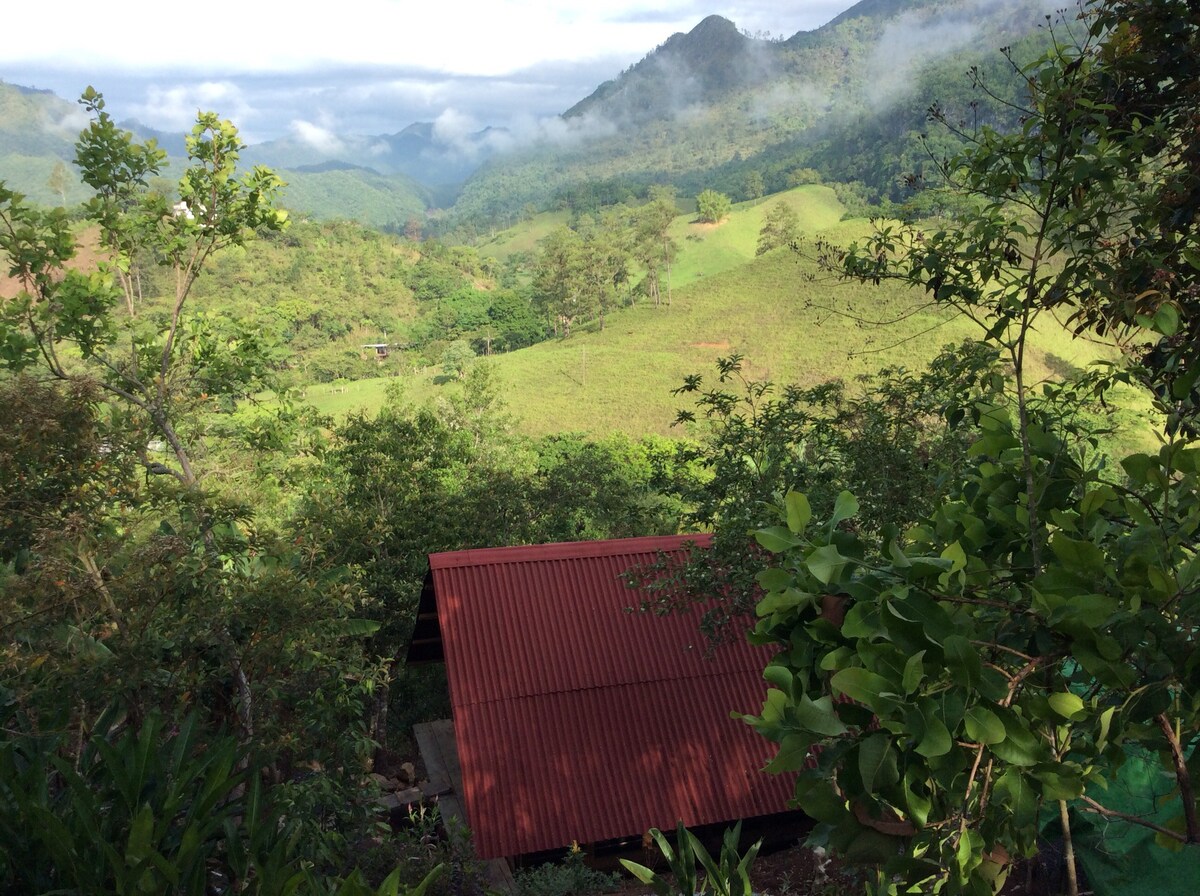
[534,225,588,337]
[695,188,732,223]
[633,187,678,307]
[441,338,475,380]
[46,160,69,205]
[756,200,801,255]
[0,92,382,763]
[742,170,765,201]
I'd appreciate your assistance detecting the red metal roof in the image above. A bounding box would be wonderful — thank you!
[427,534,797,859]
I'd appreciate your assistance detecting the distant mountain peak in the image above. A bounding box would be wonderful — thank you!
[564,13,766,123]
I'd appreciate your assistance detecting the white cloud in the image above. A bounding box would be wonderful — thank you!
[289,120,345,154]
[4,1,847,78]
[131,82,254,132]
[432,108,479,145]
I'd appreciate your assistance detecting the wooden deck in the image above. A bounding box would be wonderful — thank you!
[414,719,517,893]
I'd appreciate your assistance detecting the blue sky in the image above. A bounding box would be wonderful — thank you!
[3,0,851,144]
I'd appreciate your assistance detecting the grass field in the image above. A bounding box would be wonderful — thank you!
[282,186,1155,447]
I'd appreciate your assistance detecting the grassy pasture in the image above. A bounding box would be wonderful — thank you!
[297,253,1134,439]
[284,185,1152,446]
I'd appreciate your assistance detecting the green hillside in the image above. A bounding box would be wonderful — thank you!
[295,190,1141,442]
[276,165,432,231]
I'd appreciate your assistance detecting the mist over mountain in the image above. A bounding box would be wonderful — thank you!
[2,0,1062,227]
[447,0,1060,230]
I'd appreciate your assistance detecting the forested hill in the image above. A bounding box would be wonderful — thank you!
[445,0,1056,234]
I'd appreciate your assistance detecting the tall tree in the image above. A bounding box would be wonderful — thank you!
[756,200,801,255]
[633,188,678,307]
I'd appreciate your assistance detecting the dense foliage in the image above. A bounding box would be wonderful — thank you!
[740,5,1200,894]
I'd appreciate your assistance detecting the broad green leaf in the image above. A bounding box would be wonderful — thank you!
[940,541,967,576]
[755,567,792,592]
[902,651,926,695]
[756,588,807,617]
[1153,302,1180,337]
[757,688,787,723]
[915,704,952,758]
[858,734,899,793]
[794,695,849,737]
[806,543,850,584]
[943,635,982,691]
[990,711,1050,766]
[762,665,793,692]
[1097,706,1115,750]
[964,706,1006,745]
[765,733,816,774]
[1033,766,1083,801]
[831,667,895,713]
[1049,534,1106,575]
[1047,692,1086,720]
[785,491,812,534]
[995,769,1038,830]
[829,491,860,527]
[756,526,800,553]
[902,769,932,829]
[324,618,381,638]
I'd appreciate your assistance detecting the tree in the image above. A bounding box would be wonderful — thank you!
[756,200,801,255]
[47,160,70,205]
[534,224,588,336]
[2,88,286,488]
[741,7,1200,894]
[695,188,732,224]
[0,94,382,763]
[742,170,765,201]
[631,348,989,644]
[441,338,475,380]
[632,188,678,307]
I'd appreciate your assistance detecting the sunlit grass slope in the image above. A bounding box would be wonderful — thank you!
[294,185,1148,441]
[300,249,1127,439]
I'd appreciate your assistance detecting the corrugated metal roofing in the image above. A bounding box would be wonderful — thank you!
[427,534,798,859]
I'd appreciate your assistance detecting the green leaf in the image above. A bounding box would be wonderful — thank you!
[831,667,895,713]
[1047,692,1086,720]
[829,491,860,528]
[940,541,967,576]
[990,710,1050,766]
[793,695,849,737]
[915,705,952,758]
[858,734,899,794]
[943,635,982,691]
[756,526,800,553]
[1049,534,1107,576]
[765,733,816,774]
[1033,766,1083,801]
[762,665,793,692]
[1097,706,1115,750]
[902,651,926,695]
[324,618,381,638]
[807,544,850,585]
[785,491,812,534]
[755,567,792,592]
[964,706,1006,745]
[1152,302,1180,337]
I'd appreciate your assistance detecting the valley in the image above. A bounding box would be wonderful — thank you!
[2,2,1196,895]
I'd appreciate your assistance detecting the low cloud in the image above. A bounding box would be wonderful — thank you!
[864,0,1062,109]
[131,81,255,133]
[42,105,91,137]
[290,119,345,154]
